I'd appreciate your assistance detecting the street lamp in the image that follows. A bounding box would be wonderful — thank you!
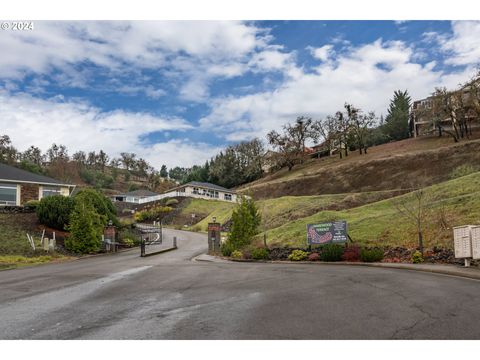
[212,216,217,223]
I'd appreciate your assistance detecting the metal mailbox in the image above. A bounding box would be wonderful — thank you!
[470,226,480,260]
[453,225,473,259]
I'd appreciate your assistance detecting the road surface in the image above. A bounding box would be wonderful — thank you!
[1,229,480,339]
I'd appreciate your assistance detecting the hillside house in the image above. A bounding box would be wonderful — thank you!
[0,163,75,206]
[112,189,159,203]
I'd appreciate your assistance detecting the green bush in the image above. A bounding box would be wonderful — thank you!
[228,196,261,249]
[450,164,477,179]
[134,206,172,222]
[231,250,243,259]
[165,198,178,206]
[24,200,40,210]
[121,238,135,247]
[319,244,344,262]
[251,247,269,260]
[411,250,424,264]
[36,195,75,230]
[221,241,235,257]
[74,188,118,226]
[360,248,384,262]
[288,249,308,261]
[65,201,104,254]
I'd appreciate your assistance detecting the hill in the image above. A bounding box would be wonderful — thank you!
[238,135,480,199]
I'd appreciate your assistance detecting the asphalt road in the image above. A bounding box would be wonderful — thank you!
[1,229,480,340]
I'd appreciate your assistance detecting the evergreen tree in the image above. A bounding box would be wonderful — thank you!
[227,196,261,249]
[384,90,411,141]
[65,201,104,254]
[160,164,168,178]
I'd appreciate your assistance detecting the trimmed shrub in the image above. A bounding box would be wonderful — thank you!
[24,200,40,210]
[251,247,269,260]
[342,245,361,262]
[231,250,243,259]
[74,188,119,226]
[221,241,235,257]
[288,249,308,261]
[360,248,384,262]
[65,201,103,254]
[411,250,424,264]
[319,244,344,262]
[165,198,179,206]
[228,196,261,249]
[308,252,320,261]
[36,195,75,230]
[134,206,172,222]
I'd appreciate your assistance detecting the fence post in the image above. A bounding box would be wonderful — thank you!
[140,239,145,257]
[173,236,177,248]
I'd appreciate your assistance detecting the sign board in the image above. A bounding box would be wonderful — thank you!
[307,221,348,245]
[470,226,480,260]
[453,226,472,258]
[208,223,221,232]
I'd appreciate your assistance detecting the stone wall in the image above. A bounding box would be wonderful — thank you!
[20,184,40,205]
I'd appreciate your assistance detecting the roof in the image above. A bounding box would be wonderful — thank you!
[180,181,235,193]
[0,163,73,187]
[123,189,159,197]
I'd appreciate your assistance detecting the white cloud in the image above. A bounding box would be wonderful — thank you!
[200,38,473,141]
[310,45,335,62]
[438,21,480,66]
[0,90,218,168]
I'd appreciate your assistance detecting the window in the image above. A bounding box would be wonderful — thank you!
[0,183,17,205]
[42,186,62,198]
[224,193,232,201]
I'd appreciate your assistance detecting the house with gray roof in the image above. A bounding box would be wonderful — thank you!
[0,163,75,206]
[112,189,159,204]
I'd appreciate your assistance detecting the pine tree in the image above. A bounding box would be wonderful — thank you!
[65,201,104,254]
[384,90,412,141]
[228,196,261,249]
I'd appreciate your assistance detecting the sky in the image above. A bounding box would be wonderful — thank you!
[1,20,480,169]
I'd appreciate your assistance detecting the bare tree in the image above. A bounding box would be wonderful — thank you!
[393,189,428,255]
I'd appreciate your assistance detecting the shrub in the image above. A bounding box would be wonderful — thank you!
[121,238,135,247]
[24,200,40,210]
[65,201,103,254]
[165,198,178,206]
[308,252,320,261]
[450,164,477,179]
[288,249,308,261]
[228,196,261,249]
[251,247,269,260]
[74,188,119,226]
[411,250,424,264]
[319,244,344,262]
[190,225,201,232]
[342,245,361,262]
[221,241,235,257]
[360,248,384,262]
[36,195,75,230]
[134,206,173,222]
[231,250,243,259]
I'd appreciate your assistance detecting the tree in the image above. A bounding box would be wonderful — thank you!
[22,146,44,166]
[168,166,188,182]
[227,196,261,250]
[72,151,87,167]
[160,165,168,178]
[430,87,461,142]
[65,201,104,254]
[96,150,109,172]
[120,152,137,171]
[0,135,18,164]
[36,195,75,230]
[74,188,119,226]
[393,189,428,255]
[384,90,412,141]
[351,110,376,155]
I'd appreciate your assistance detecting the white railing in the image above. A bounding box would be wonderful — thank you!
[137,190,235,204]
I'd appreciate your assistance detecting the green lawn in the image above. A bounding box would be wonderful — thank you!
[257,171,480,249]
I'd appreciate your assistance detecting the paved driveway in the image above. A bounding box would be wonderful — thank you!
[1,229,480,339]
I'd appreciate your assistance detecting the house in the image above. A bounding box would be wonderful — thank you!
[131,181,239,204]
[0,163,75,206]
[112,189,159,204]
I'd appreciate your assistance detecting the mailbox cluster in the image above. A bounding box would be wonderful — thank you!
[453,225,480,267]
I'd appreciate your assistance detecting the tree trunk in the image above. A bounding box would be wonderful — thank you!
[418,230,424,255]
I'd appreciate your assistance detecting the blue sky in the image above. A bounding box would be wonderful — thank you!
[1,20,479,168]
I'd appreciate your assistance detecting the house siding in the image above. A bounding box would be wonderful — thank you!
[20,183,40,205]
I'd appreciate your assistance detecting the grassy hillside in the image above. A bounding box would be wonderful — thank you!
[239,136,480,199]
[256,171,480,249]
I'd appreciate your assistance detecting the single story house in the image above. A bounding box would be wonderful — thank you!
[0,163,75,206]
[112,189,159,204]
[173,182,238,202]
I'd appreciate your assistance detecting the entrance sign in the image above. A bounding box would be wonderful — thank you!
[307,221,348,245]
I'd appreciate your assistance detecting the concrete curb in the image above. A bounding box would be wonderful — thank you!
[141,246,177,257]
[194,254,480,281]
